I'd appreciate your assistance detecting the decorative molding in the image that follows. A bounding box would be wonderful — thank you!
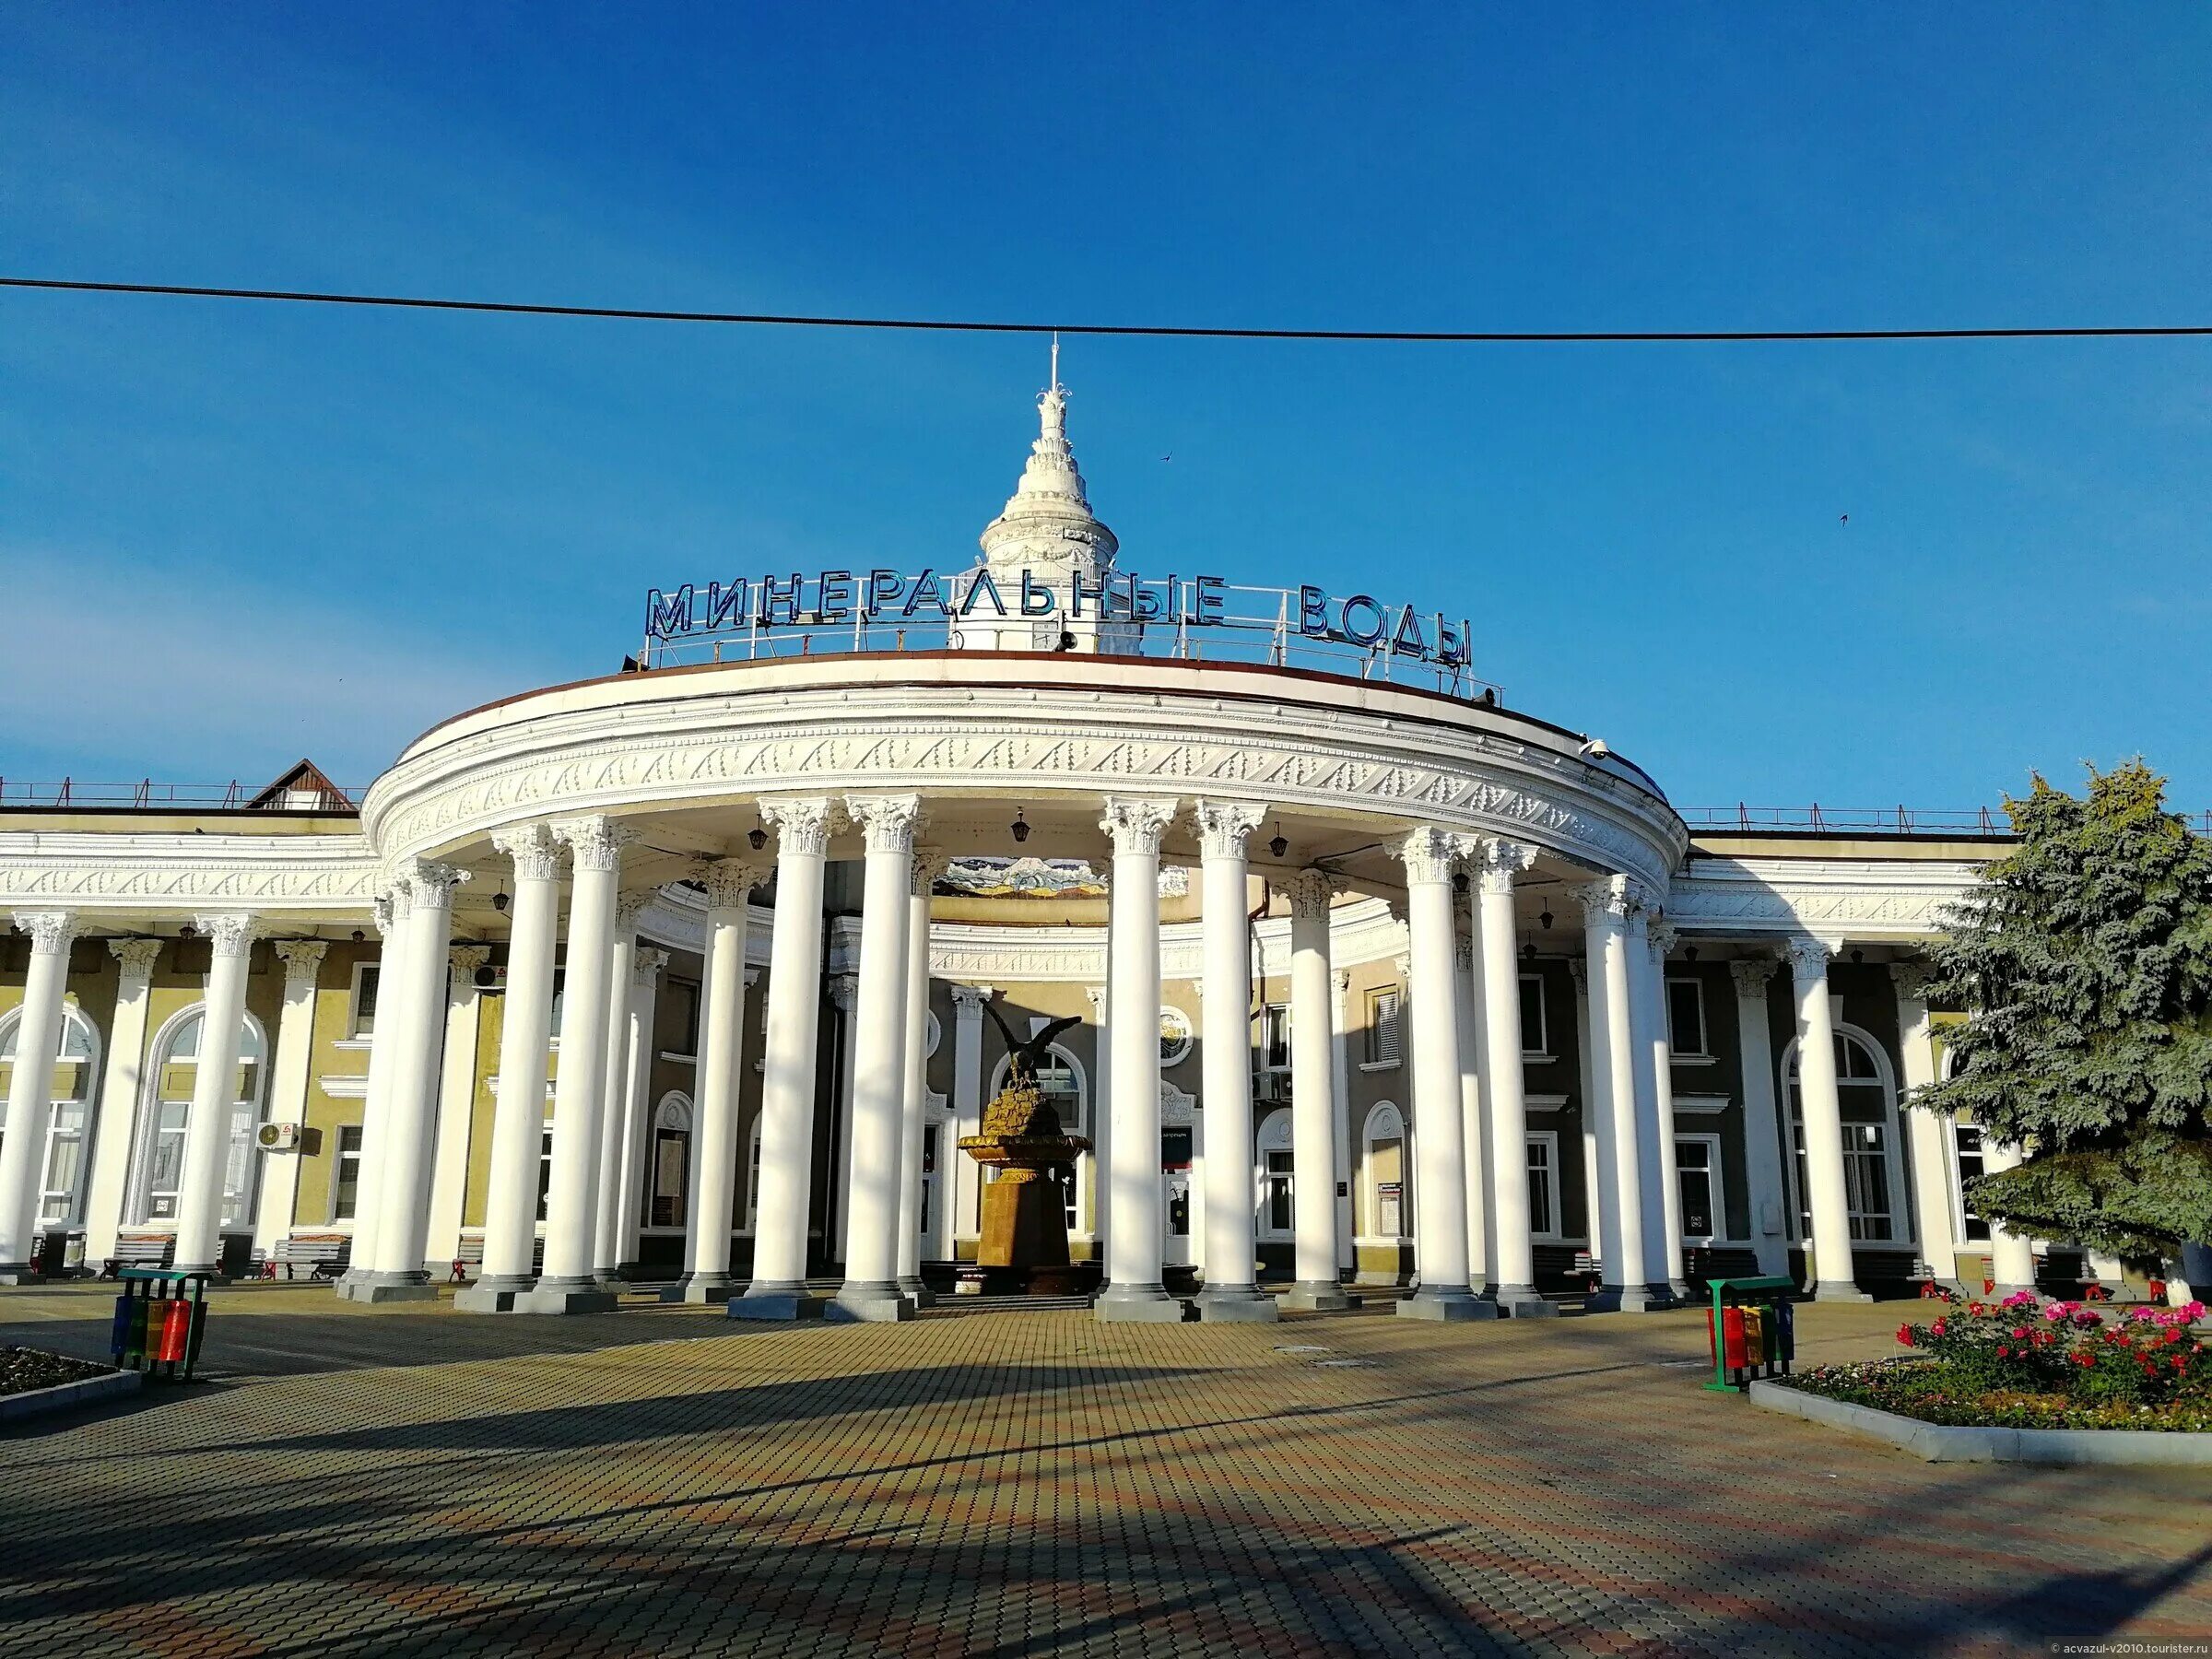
[107,937,164,981]
[1159,1081,1197,1128]
[1100,796,1178,856]
[1280,867,1344,921]
[615,887,661,929]
[1647,920,1679,960]
[1394,826,1457,886]
[845,792,924,854]
[759,796,834,857]
[1193,798,1268,860]
[193,912,257,959]
[490,823,560,883]
[12,910,76,957]
[273,939,329,989]
[911,845,954,898]
[447,945,491,990]
[1665,856,1985,941]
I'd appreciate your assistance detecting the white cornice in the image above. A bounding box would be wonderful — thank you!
[1667,855,1983,941]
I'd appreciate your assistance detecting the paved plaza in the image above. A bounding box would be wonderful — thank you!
[2,1288,2208,1656]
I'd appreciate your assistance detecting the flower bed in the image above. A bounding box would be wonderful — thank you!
[1779,1288,2212,1432]
[1,1345,112,1399]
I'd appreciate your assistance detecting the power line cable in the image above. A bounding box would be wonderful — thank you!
[4,276,2209,344]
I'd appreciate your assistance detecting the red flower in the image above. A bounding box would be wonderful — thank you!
[1983,1278,1996,1294]
[1895,1324,1916,1347]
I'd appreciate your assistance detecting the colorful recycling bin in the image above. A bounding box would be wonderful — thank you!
[111,1268,212,1382]
[1704,1275,1796,1393]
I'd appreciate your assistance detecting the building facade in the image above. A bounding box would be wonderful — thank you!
[0,381,2133,1316]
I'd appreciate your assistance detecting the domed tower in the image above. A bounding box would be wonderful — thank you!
[959,343,1135,653]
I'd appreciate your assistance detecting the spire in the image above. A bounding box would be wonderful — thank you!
[978,342,1118,574]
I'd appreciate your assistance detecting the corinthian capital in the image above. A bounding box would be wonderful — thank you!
[1571,876,1634,926]
[398,860,472,912]
[759,797,834,857]
[551,817,638,874]
[1279,867,1345,921]
[845,792,923,855]
[273,939,329,990]
[193,912,258,959]
[1193,799,1268,860]
[1647,920,1679,960]
[491,822,561,883]
[700,858,770,910]
[108,937,164,981]
[615,887,660,930]
[1473,838,1538,895]
[12,911,76,958]
[1891,959,1939,1002]
[828,973,860,1014]
[1100,796,1178,856]
[634,946,670,989]
[1394,827,1459,887]
[448,945,491,990]
[911,846,953,897]
[1783,935,1836,983]
[951,982,997,1019]
[1727,955,1777,999]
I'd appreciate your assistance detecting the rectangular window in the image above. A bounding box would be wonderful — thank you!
[548,969,567,1041]
[40,1101,88,1224]
[1954,1124,1990,1241]
[1525,1132,1560,1239]
[1264,1148,1294,1233]
[668,978,701,1055]
[1363,986,1404,1067]
[1261,1004,1291,1072]
[332,1125,364,1220]
[1842,1124,1893,1241]
[1665,978,1708,1058]
[536,1128,555,1222]
[349,964,380,1040]
[147,1101,190,1219]
[921,1125,938,1236]
[650,1128,688,1229]
[1677,1135,1721,1241]
[1518,973,1548,1057]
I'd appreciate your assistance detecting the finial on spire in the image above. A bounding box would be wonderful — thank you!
[1050,331,1061,394]
[1039,332,1067,442]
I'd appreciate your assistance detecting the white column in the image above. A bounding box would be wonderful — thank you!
[522,817,629,1311]
[1576,878,1653,1312]
[949,984,994,1253]
[1192,800,1274,1321]
[1892,962,1960,1286]
[1635,916,1688,1300]
[424,945,488,1273]
[1477,839,1552,1315]
[360,863,465,1298]
[1455,927,1491,1292]
[1279,870,1348,1311]
[1095,794,1182,1322]
[0,911,77,1280]
[172,912,257,1277]
[1329,967,1355,1274]
[1981,1139,2040,1296]
[615,947,667,1269]
[735,797,833,1317]
[82,938,163,1265]
[1787,935,1868,1302]
[590,895,648,1284]
[458,826,559,1310]
[1730,955,1791,1277]
[676,859,765,1302]
[1394,829,1486,1320]
[831,792,922,1322]
[252,941,328,1260]
[897,848,949,1305]
[341,891,406,1288]
[1082,982,1108,1248]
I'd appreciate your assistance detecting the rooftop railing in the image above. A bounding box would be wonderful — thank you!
[0,778,363,811]
[1680,804,2212,837]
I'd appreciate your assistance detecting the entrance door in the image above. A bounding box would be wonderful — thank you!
[1161,1124,1194,1268]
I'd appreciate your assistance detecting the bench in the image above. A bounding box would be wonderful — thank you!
[265,1234,350,1280]
[100,1232,174,1278]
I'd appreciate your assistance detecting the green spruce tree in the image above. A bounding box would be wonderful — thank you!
[1914,761,2212,1255]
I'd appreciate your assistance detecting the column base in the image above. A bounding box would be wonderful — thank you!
[1666,1278,1692,1301]
[1490,1284,1559,1318]
[1987,1282,2039,1301]
[825,1287,915,1324]
[728,1287,821,1321]
[665,1274,742,1304]
[1277,1281,1355,1312]
[1094,1284,1188,1324]
[1194,1288,1279,1323]
[453,1281,527,1313]
[512,1279,620,1315]
[0,1266,49,1287]
[897,1276,935,1309]
[1397,1290,1499,1322]
[1812,1280,1875,1304]
[1586,1285,1669,1313]
[352,1280,439,1305]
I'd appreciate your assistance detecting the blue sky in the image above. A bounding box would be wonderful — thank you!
[3,5,2207,815]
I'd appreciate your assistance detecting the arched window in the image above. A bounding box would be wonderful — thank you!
[1159,1006,1194,1068]
[647,1093,692,1230]
[744,1113,764,1232]
[131,1006,268,1227]
[1256,1107,1295,1239]
[0,1002,103,1226]
[1782,1026,1904,1244]
[1363,1101,1409,1240]
[988,1043,1089,1233]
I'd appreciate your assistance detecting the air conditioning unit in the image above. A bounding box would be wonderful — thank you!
[257,1122,302,1153]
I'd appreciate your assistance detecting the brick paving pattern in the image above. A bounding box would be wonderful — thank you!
[2,1286,2208,1655]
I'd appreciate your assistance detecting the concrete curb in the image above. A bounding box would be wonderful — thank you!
[0,1368,143,1427]
[1748,1379,2212,1465]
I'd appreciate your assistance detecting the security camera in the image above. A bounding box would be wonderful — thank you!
[1578,737,1611,759]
